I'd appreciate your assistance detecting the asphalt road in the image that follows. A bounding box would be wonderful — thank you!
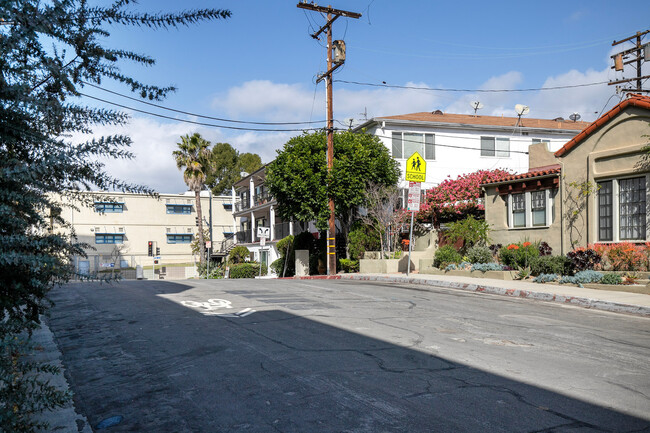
[48,279,650,432]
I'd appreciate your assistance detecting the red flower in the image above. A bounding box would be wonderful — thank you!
[523,242,531,247]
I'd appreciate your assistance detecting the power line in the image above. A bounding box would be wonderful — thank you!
[79,93,322,133]
[81,81,326,125]
[334,79,609,93]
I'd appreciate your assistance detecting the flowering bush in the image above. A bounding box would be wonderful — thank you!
[417,169,512,224]
[499,241,539,268]
[593,242,649,271]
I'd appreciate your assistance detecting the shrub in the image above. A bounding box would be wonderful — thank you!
[471,263,505,272]
[498,242,539,269]
[559,270,603,285]
[529,255,571,276]
[229,262,266,279]
[348,222,381,260]
[566,248,601,273]
[434,245,462,268]
[273,235,294,277]
[599,243,647,271]
[338,259,359,273]
[444,215,490,254]
[488,244,502,256]
[601,273,623,285]
[533,273,560,283]
[466,245,493,264]
[228,246,251,264]
[538,241,552,256]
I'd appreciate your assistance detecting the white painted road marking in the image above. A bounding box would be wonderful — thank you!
[180,298,255,318]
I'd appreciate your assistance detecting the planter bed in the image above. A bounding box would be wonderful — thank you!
[420,268,518,281]
[582,283,650,295]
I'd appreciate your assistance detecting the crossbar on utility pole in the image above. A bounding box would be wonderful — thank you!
[297,2,361,276]
[609,29,649,93]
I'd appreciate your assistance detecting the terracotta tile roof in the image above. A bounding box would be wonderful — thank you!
[555,94,650,157]
[375,112,590,131]
[481,164,562,186]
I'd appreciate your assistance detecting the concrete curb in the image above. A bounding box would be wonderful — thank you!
[30,320,92,433]
[327,274,650,317]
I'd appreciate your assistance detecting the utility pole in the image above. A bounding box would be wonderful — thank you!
[609,29,650,93]
[297,2,361,276]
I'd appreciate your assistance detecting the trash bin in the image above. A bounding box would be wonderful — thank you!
[136,265,143,280]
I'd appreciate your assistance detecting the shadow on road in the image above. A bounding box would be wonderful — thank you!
[48,280,650,432]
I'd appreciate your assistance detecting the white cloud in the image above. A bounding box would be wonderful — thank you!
[80,64,638,192]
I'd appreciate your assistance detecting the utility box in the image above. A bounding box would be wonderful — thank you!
[136,265,143,280]
[295,250,309,276]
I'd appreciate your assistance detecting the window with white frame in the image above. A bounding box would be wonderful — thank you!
[597,176,647,242]
[481,136,510,157]
[507,189,555,228]
[391,132,435,160]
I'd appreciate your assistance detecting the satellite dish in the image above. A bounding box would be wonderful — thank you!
[569,112,581,122]
[345,117,355,129]
[515,104,530,116]
[470,101,483,115]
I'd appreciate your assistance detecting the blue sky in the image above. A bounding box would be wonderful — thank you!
[78,0,650,193]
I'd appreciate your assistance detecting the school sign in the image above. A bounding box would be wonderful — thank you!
[405,151,426,182]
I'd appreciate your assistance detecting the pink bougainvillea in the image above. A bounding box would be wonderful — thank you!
[417,169,512,225]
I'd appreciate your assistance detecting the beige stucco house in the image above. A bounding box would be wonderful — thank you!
[482,94,650,255]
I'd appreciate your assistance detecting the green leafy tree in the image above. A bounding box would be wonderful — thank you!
[206,144,263,195]
[267,131,400,256]
[173,133,212,267]
[238,152,263,176]
[1,1,230,428]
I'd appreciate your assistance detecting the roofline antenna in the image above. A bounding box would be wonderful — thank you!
[470,101,483,116]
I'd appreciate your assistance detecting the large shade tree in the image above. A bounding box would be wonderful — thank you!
[206,142,262,195]
[173,133,212,267]
[266,131,400,255]
[0,1,230,427]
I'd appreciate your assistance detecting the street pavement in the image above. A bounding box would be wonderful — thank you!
[36,274,650,432]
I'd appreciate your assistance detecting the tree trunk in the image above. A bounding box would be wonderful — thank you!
[195,189,206,267]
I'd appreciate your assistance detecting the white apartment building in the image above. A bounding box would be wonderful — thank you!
[353,111,590,192]
[55,191,235,276]
[232,166,312,275]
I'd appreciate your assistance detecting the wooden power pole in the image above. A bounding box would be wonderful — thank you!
[297,2,361,275]
[609,29,650,93]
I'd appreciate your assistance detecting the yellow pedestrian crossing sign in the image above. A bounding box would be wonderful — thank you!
[405,152,426,182]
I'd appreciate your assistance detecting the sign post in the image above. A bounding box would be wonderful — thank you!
[405,152,426,276]
[257,227,270,277]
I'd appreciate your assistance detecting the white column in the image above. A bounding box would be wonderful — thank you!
[231,186,237,244]
[289,219,294,236]
[270,206,275,241]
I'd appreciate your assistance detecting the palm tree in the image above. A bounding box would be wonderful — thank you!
[173,133,212,267]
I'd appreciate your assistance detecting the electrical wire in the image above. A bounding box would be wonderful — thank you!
[81,81,326,125]
[372,132,530,155]
[333,79,609,93]
[79,93,323,133]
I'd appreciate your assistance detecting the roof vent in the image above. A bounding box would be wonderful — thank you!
[553,117,565,122]
[432,110,443,115]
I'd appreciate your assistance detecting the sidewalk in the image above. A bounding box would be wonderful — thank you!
[337,273,650,317]
[29,320,92,433]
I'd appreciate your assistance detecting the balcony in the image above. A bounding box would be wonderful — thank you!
[274,222,291,240]
[253,193,273,207]
[234,199,250,213]
[236,229,252,244]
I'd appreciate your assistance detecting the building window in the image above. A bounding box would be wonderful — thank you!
[597,180,613,241]
[508,189,555,229]
[599,176,647,242]
[166,234,193,244]
[531,191,546,226]
[94,202,124,213]
[511,193,526,227]
[166,204,192,214]
[95,234,124,244]
[619,177,646,240]
[391,132,435,160]
[481,137,510,157]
